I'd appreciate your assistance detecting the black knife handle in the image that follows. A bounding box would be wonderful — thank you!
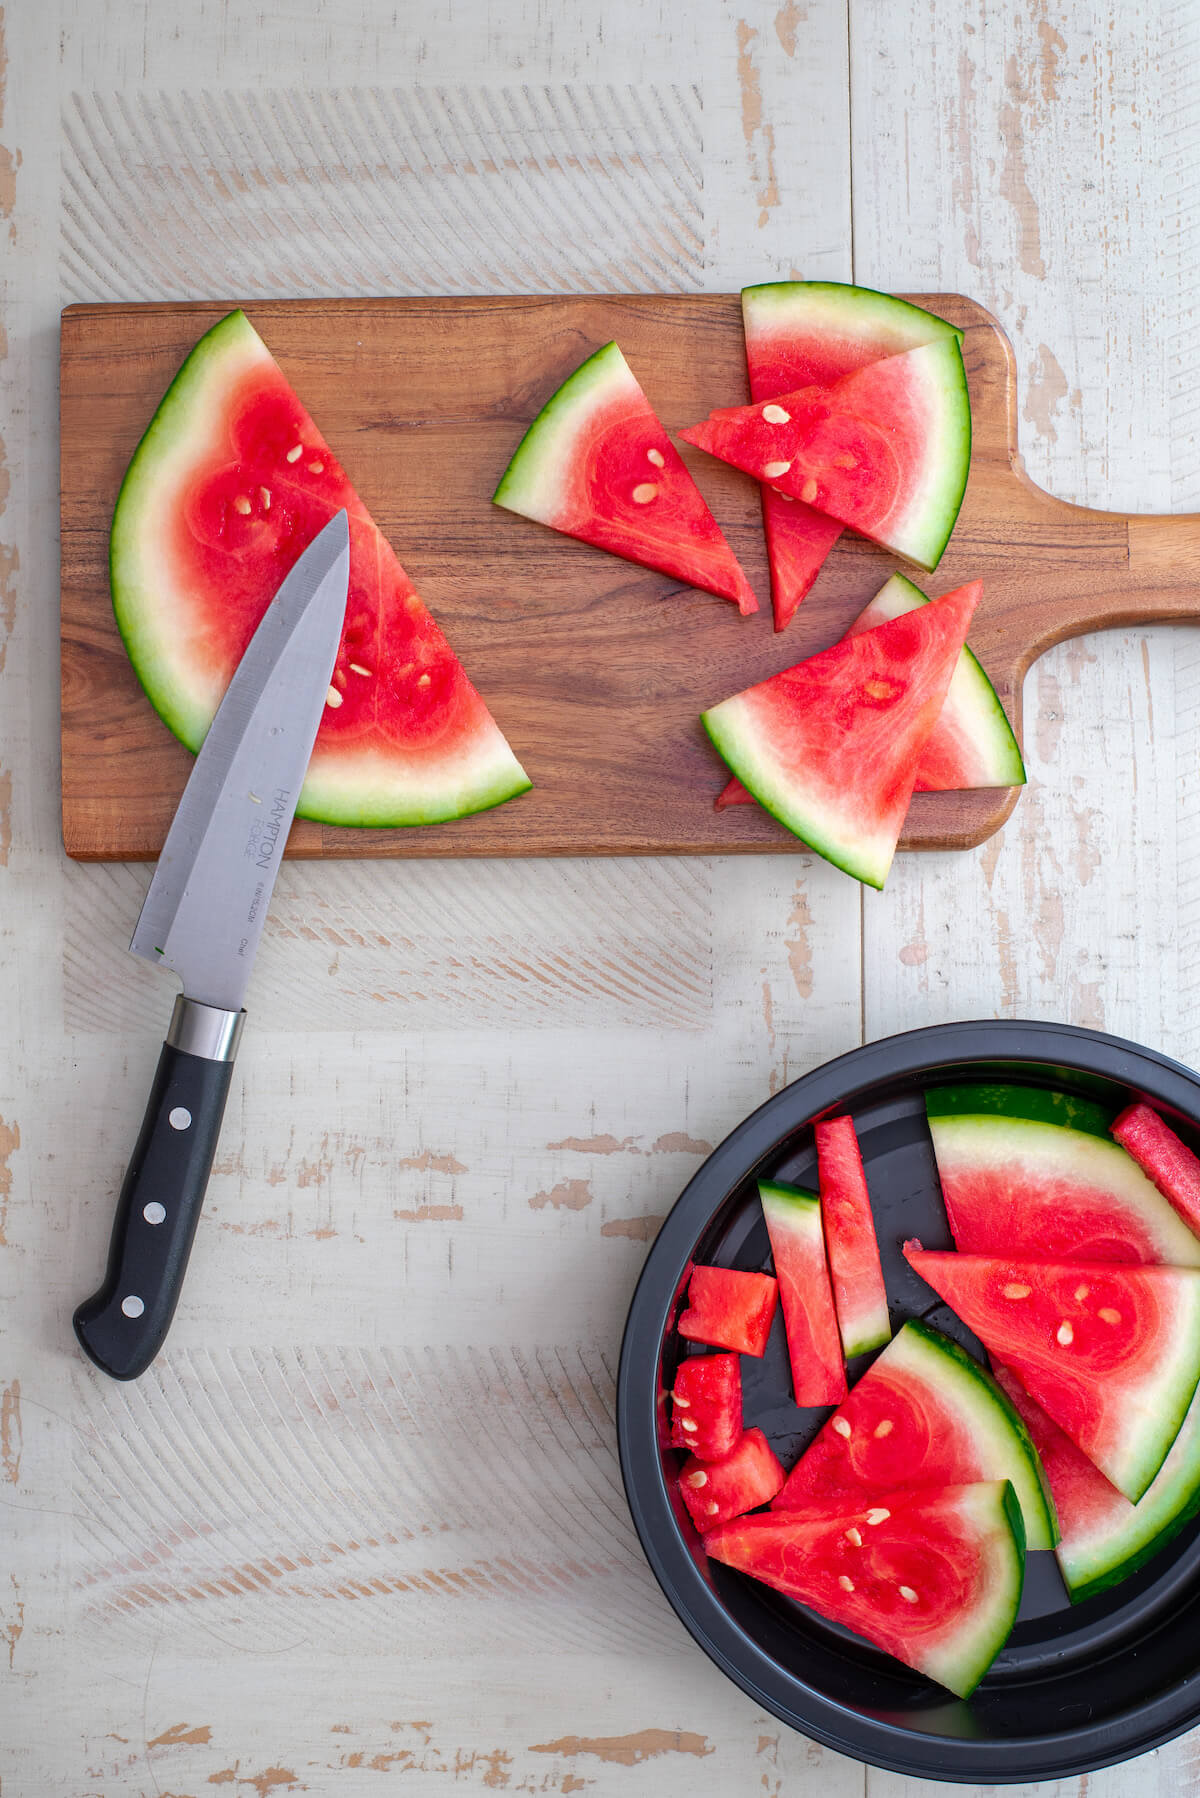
[74,1000,244,1380]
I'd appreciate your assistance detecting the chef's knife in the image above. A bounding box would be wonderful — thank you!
[73,510,351,1380]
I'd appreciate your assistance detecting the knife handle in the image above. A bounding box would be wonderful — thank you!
[73,998,244,1381]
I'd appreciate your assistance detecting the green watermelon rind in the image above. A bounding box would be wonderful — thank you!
[925,1082,1113,1138]
[111,310,533,829]
[492,340,633,523]
[854,575,1025,788]
[1058,1388,1200,1605]
[888,1321,1059,1551]
[875,338,972,572]
[926,1113,1200,1268]
[741,282,965,356]
[701,702,895,890]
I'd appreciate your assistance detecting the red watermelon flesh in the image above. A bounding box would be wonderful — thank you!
[678,1427,786,1532]
[493,341,757,613]
[677,1265,779,1357]
[669,1353,742,1460]
[759,1182,847,1407]
[704,1481,1025,1699]
[679,339,971,572]
[701,581,980,887]
[903,1246,1200,1502]
[816,1117,891,1359]
[742,282,964,629]
[112,310,530,827]
[1112,1104,1200,1237]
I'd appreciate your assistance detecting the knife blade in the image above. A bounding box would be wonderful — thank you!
[73,510,351,1380]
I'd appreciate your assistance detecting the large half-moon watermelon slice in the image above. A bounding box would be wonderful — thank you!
[995,1364,1200,1605]
[112,310,531,827]
[771,1319,1056,1550]
[904,1246,1200,1502]
[706,1480,1026,1699]
[493,341,757,613]
[925,1085,1200,1266]
[742,283,964,629]
[702,581,979,887]
[680,339,971,572]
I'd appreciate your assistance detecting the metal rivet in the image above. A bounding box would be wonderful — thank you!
[168,1107,192,1131]
[121,1295,145,1319]
[143,1202,166,1225]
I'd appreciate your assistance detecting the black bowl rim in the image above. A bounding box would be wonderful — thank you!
[616,1019,1200,1784]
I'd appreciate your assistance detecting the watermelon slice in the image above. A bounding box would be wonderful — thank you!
[705,1481,1025,1700]
[742,282,964,629]
[772,1320,1056,1549]
[677,1265,778,1357]
[925,1087,1200,1267]
[815,1117,891,1359]
[493,341,757,613]
[701,581,980,887]
[669,1354,742,1460]
[759,1181,847,1406]
[678,1428,785,1532]
[995,1365,1200,1604]
[112,309,530,827]
[903,1246,1200,1502]
[1112,1103,1200,1237]
[679,339,971,572]
[716,573,1022,810]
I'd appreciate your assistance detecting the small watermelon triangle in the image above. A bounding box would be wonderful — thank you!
[702,581,980,887]
[680,338,971,572]
[904,1245,1200,1503]
[493,341,757,614]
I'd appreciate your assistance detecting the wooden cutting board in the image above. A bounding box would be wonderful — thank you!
[60,294,1200,861]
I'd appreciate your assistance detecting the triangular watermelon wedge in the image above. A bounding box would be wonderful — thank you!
[493,341,757,613]
[716,573,1022,812]
[701,581,980,887]
[742,282,964,629]
[904,1245,1200,1502]
[112,310,531,827]
[680,338,971,572]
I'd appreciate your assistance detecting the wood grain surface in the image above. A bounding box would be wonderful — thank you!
[61,291,1200,863]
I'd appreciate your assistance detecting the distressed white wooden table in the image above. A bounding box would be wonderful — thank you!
[2,1,1198,1792]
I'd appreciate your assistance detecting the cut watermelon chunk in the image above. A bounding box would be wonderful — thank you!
[677,1265,778,1357]
[759,1181,846,1406]
[925,1088,1200,1267]
[669,1353,742,1460]
[679,339,971,572]
[995,1366,1200,1604]
[702,581,980,887]
[772,1320,1056,1549]
[904,1247,1200,1502]
[1112,1103,1200,1238]
[705,1481,1025,1700]
[112,310,530,827]
[742,282,964,629]
[678,1427,785,1532]
[815,1117,891,1359]
[493,341,757,613]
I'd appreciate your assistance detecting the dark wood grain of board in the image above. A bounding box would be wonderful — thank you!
[59,294,1200,860]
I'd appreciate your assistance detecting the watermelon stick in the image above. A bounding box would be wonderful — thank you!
[759,1182,847,1406]
[816,1116,892,1359]
[1111,1103,1200,1239]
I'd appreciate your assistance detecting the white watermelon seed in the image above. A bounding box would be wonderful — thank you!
[899,1585,919,1604]
[866,1507,890,1526]
[647,447,666,468]
[632,482,659,504]
[418,673,432,688]
[775,492,795,502]
[705,1502,721,1516]
[845,1527,863,1547]
[1057,1321,1074,1346]
[1003,1282,1031,1299]
[1099,1306,1122,1324]
[286,444,303,462]
[680,1417,699,1433]
[233,494,252,515]
[260,486,272,508]
[307,460,325,474]
[838,1575,855,1592]
[685,1470,708,1488]
[762,403,791,424]
[832,451,858,469]
[762,459,792,479]
[1074,1283,1091,1301]
[349,663,373,677]
[673,1394,691,1408]
[874,1419,893,1438]
[325,686,343,709]
[800,478,819,503]
[832,1417,852,1438]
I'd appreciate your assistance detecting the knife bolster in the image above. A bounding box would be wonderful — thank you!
[167,995,245,1062]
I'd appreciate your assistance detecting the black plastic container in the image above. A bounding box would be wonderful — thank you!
[617,1020,1200,1783]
